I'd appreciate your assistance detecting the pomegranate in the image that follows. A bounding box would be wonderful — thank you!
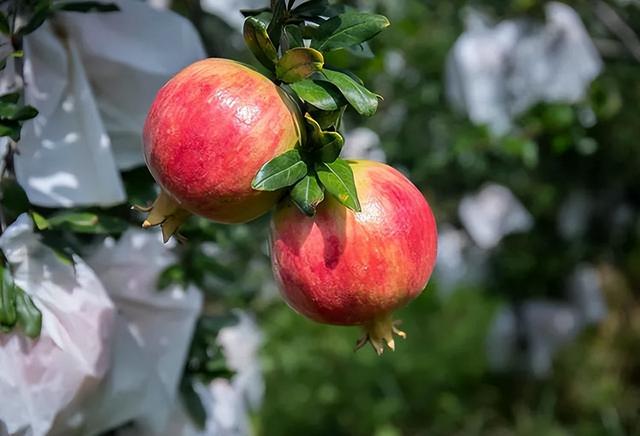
[269,160,438,354]
[141,58,302,239]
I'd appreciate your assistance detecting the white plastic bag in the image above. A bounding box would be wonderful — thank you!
[14,0,206,207]
[0,214,117,436]
[458,183,533,249]
[446,2,602,135]
[85,229,203,434]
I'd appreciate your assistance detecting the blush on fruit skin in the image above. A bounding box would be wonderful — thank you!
[143,58,301,224]
[270,160,438,341]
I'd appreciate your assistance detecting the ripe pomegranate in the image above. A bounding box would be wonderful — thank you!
[270,160,438,354]
[142,58,302,239]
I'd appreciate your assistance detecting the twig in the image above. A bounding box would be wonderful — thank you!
[594,0,640,63]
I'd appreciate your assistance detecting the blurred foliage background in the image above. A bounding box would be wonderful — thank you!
[154,0,640,434]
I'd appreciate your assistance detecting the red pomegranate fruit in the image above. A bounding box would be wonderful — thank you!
[270,160,438,354]
[141,58,302,240]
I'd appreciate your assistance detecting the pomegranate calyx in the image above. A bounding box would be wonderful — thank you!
[133,190,190,243]
[355,314,407,356]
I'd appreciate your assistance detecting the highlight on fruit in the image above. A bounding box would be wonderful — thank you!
[137,0,438,354]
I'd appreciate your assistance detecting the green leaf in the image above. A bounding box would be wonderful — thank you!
[290,174,325,216]
[319,70,379,117]
[276,48,324,83]
[284,24,304,48]
[0,93,20,105]
[0,121,22,141]
[47,212,129,234]
[48,212,98,227]
[268,0,287,46]
[17,1,52,36]
[53,1,120,12]
[311,107,345,129]
[290,79,345,111]
[0,103,39,121]
[243,16,278,70]
[31,211,50,230]
[15,288,42,338]
[0,266,17,328]
[316,132,343,162]
[312,13,390,52]
[303,113,344,161]
[316,159,361,212]
[252,149,308,191]
[0,13,10,35]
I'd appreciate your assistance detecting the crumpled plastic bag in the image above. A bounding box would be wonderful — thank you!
[117,311,264,436]
[458,183,533,249]
[14,0,205,207]
[83,229,203,434]
[0,220,203,435]
[446,2,602,135]
[0,214,117,436]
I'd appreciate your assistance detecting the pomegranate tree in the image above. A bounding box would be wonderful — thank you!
[139,1,438,354]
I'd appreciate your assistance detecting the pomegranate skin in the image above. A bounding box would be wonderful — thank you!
[143,58,301,223]
[270,160,438,326]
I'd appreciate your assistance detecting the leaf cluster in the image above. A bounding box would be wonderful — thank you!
[244,0,389,216]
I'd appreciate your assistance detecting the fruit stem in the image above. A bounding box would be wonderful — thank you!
[133,189,190,243]
[355,313,407,356]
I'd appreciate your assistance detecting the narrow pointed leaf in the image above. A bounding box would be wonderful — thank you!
[276,48,324,83]
[0,93,20,105]
[47,212,128,234]
[290,175,324,216]
[0,103,38,121]
[0,266,17,327]
[0,121,22,141]
[252,149,308,191]
[243,16,278,70]
[319,70,379,116]
[290,79,345,111]
[17,1,52,36]
[15,288,42,338]
[316,159,361,212]
[312,13,390,52]
[268,0,287,45]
